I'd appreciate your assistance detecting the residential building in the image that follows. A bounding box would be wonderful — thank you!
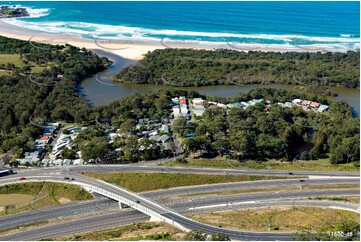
[192,98,204,105]
[310,102,320,108]
[318,105,329,112]
[160,124,169,134]
[284,102,293,108]
[234,102,246,108]
[171,97,179,105]
[292,99,303,104]
[301,100,312,106]
[301,105,310,111]
[241,101,250,108]
[158,135,170,143]
[252,98,263,103]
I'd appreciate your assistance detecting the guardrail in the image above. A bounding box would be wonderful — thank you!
[82,182,190,231]
[2,176,358,240]
[0,177,190,232]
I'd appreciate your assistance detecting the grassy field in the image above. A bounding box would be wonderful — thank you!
[189,207,360,232]
[84,172,290,192]
[163,157,359,172]
[0,54,51,74]
[179,184,360,198]
[0,182,92,216]
[57,222,183,241]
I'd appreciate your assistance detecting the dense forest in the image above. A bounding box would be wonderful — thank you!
[69,88,358,165]
[69,89,202,163]
[113,48,360,88]
[174,88,359,165]
[0,36,111,153]
[0,37,359,166]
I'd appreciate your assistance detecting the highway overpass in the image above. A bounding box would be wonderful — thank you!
[0,174,293,240]
[0,168,359,240]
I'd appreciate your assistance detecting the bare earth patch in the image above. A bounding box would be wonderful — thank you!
[58,222,182,241]
[0,194,35,207]
[58,197,72,204]
[189,207,360,232]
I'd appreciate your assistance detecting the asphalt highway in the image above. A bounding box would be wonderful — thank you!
[11,164,359,177]
[167,189,360,212]
[1,188,358,232]
[0,210,149,241]
[1,197,359,241]
[142,178,360,198]
[71,164,360,177]
[0,167,359,240]
[0,198,116,230]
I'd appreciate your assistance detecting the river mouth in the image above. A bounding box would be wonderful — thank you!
[79,50,360,117]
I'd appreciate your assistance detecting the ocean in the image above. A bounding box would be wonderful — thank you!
[2,1,360,51]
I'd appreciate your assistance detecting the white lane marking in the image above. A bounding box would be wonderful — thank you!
[308,176,359,179]
[189,201,256,210]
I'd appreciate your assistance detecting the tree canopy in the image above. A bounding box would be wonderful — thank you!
[114,48,360,88]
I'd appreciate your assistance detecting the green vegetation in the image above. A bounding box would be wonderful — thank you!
[0,54,52,74]
[70,89,202,163]
[164,158,359,172]
[189,207,360,233]
[114,49,360,88]
[0,36,110,156]
[0,182,92,215]
[184,230,230,241]
[74,88,358,166]
[1,36,358,168]
[292,86,338,97]
[173,88,359,164]
[84,172,289,192]
[58,222,181,241]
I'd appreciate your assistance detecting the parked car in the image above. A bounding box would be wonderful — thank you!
[64,177,70,180]
[299,179,306,182]
[133,200,140,203]
[19,177,26,180]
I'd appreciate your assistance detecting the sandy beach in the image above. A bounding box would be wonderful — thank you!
[0,20,224,60]
[0,20,168,60]
[0,19,334,61]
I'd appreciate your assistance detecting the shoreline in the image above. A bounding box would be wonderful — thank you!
[0,20,164,60]
[0,20,348,61]
[0,20,218,60]
[0,20,359,116]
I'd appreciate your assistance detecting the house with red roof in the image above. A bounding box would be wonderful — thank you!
[310,101,320,108]
[39,135,50,141]
[301,105,310,111]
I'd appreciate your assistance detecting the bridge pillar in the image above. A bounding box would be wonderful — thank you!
[149,216,162,222]
[119,201,129,209]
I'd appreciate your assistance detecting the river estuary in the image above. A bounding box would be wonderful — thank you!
[79,50,360,117]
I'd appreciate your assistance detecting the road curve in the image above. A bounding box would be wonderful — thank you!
[0,174,293,240]
[1,188,358,232]
[0,170,359,241]
[1,198,359,241]
[0,210,149,241]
